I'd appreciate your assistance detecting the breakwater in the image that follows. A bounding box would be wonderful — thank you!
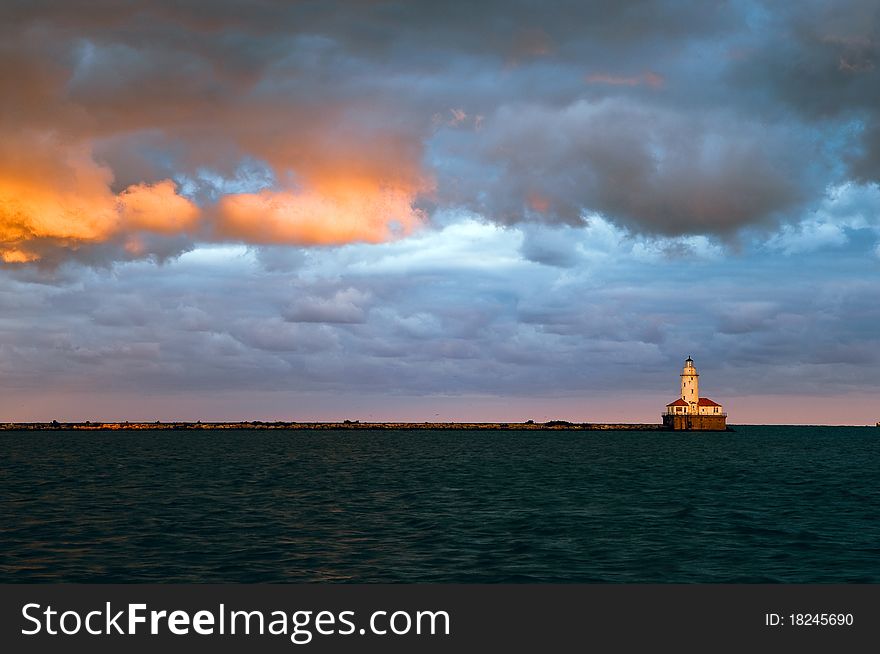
[0,421,667,431]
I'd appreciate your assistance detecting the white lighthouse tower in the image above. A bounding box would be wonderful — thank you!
[681,356,699,409]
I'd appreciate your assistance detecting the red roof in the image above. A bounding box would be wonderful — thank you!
[697,397,721,406]
[666,398,688,407]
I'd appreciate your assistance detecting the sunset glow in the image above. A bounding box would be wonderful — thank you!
[216,179,428,246]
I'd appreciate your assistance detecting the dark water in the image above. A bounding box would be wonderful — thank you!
[1,426,878,583]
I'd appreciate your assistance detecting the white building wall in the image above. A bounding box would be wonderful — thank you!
[680,359,699,407]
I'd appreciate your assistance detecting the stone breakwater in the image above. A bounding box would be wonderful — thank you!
[0,421,669,431]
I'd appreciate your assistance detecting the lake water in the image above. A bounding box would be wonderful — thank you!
[1,426,878,582]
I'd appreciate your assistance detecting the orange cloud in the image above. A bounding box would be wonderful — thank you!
[0,136,115,240]
[216,177,427,246]
[118,180,201,234]
[0,249,40,264]
[0,17,437,265]
[1,127,432,263]
[0,133,199,263]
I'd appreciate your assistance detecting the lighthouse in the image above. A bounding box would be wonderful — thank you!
[662,356,727,431]
[681,356,698,408]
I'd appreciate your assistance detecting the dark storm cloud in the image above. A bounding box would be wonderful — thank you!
[726,1,880,179]
[726,0,880,120]
[436,99,819,234]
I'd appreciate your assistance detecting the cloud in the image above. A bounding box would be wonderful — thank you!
[215,184,426,246]
[118,180,201,234]
[0,3,436,264]
[725,1,880,182]
[283,288,370,324]
[518,224,583,268]
[2,211,879,422]
[0,132,199,263]
[2,1,880,425]
[232,318,339,353]
[585,71,664,88]
[2,0,867,268]
[764,182,880,254]
[435,98,819,234]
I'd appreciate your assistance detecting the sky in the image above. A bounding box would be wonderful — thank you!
[1,0,878,424]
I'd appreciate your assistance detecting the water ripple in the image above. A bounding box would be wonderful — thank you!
[1,426,878,582]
